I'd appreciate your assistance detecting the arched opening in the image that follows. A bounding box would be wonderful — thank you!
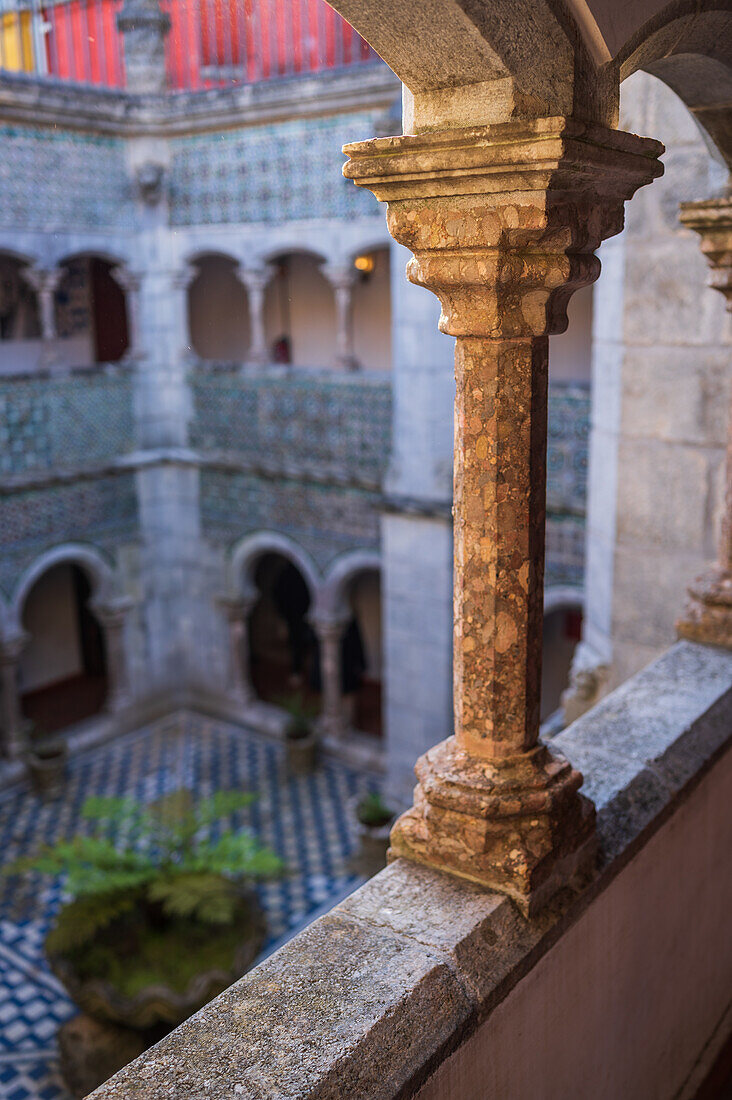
[541,603,583,723]
[341,569,382,737]
[248,553,320,706]
[55,255,129,366]
[549,282,593,384]
[351,246,392,372]
[19,562,108,736]
[187,253,250,361]
[263,251,335,367]
[0,253,41,373]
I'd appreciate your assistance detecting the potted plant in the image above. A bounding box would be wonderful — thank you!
[24,726,68,798]
[276,692,319,774]
[351,791,397,870]
[5,788,283,1091]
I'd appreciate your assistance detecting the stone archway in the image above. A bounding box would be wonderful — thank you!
[1,545,131,753]
[18,560,110,737]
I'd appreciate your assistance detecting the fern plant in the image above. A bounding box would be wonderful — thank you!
[5,789,284,961]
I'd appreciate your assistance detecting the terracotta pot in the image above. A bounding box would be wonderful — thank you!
[348,795,396,872]
[286,731,318,775]
[25,739,68,798]
[48,894,266,1032]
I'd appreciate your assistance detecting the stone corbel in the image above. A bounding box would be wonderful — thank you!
[344,117,663,914]
[676,192,732,648]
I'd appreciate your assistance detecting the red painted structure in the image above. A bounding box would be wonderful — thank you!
[0,0,375,91]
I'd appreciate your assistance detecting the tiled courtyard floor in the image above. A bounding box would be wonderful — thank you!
[0,713,376,1100]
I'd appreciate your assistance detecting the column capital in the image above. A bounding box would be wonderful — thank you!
[309,613,349,641]
[0,630,30,664]
[21,265,63,296]
[679,192,732,309]
[218,592,257,620]
[172,263,199,291]
[344,118,664,338]
[237,264,276,294]
[110,266,143,295]
[322,263,358,292]
[90,596,134,628]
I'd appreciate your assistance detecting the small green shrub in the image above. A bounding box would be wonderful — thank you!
[356,791,394,829]
[5,789,284,962]
[275,691,319,741]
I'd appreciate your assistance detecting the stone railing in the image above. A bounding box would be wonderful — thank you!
[91,640,732,1099]
[0,365,135,480]
[190,365,393,489]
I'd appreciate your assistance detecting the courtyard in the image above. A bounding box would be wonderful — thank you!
[0,716,375,1099]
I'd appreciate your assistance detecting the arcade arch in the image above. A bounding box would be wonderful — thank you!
[187,252,250,361]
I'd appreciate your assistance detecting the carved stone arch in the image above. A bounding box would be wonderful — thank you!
[229,532,321,603]
[51,245,133,270]
[317,550,382,621]
[258,242,329,267]
[544,585,584,616]
[10,543,117,635]
[0,244,43,268]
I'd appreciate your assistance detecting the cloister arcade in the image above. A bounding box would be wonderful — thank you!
[0,0,730,1092]
[186,243,392,371]
[0,248,130,373]
[0,545,131,758]
[223,534,384,751]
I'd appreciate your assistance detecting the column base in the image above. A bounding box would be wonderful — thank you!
[676,567,732,648]
[388,736,596,917]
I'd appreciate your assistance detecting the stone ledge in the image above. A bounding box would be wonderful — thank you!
[0,64,399,137]
[90,640,732,1100]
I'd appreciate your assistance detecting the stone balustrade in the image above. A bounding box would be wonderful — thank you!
[89,641,732,1100]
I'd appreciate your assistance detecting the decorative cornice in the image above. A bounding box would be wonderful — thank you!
[0,64,399,138]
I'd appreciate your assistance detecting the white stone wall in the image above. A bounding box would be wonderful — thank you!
[583,71,730,692]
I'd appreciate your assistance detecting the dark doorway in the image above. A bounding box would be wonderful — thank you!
[20,563,109,736]
[342,570,382,737]
[90,257,129,362]
[249,554,319,707]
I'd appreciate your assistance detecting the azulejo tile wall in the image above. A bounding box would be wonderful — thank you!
[547,383,590,515]
[0,125,135,232]
[545,383,591,588]
[0,475,138,599]
[190,369,391,487]
[0,369,135,478]
[200,469,381,570]
[169,111,383,225]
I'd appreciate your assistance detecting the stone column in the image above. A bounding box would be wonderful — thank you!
[92,599,133,713]
[117,0,170,95]
[110,267,142,359]
[0,632,29,759]
[344,118,663,914]
[219,594,257,706]
[324,264,359,371]
[676,193,732,648]
[238,265,274,367]
[311,615,348,739]
[23,266,62,364]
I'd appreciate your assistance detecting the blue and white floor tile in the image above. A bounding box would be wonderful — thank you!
[0,714,377,1099]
